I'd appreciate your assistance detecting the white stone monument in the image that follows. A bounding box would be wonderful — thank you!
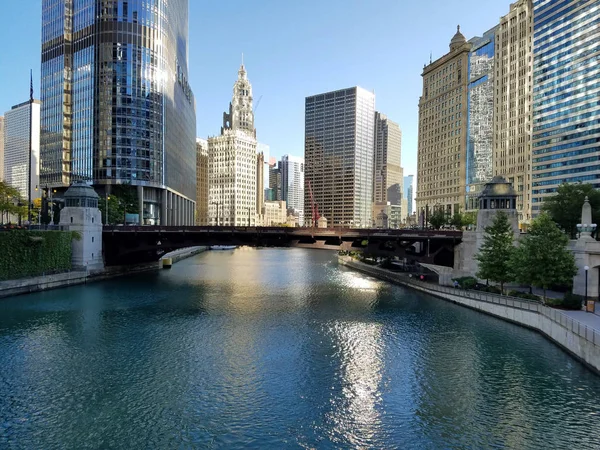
[59,181,104,271]
[572,196,599,300]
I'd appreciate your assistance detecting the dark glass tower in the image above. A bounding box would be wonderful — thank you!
[40,0,196,225]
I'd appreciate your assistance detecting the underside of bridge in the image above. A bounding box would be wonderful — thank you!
[102,227,462,267]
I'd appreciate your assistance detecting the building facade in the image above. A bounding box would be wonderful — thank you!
[493,0,533,225]
[256,151,264,215]
[208,64,257,227]
[261,200,286,227]
[531,0,600,213]
[196,138,208,225]
[417,27,470,221]
[268,161,282,201]
[404,174,414,216]
[0,116,4,181]
[374,112,403,206]
[3,100,41,202]
[465,27,498,211]
[304,87,375,228]
[280,154,305,226]
[40,0,196,225]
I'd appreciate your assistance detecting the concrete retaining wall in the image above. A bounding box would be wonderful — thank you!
[340,257,600,374]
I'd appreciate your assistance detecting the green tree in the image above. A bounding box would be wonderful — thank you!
[112,184,138,223]
[542,182,600,238]
[0,181,26,222]
[449,210,464,229]
[475,211,515,294]
[429,209,447,229]
[511,213,577,302]
[462,211,477,229]
[98,194,126,225]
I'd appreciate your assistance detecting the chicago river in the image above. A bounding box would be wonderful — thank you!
[1,249,599,449]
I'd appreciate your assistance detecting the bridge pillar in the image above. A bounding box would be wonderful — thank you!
[161,189,167,226]
[137,186,144,225]
[572,197,600,300]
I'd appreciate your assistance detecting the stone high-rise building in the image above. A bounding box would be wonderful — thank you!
[0,116,4,181]
[256,151,264,215]
[40,0,196,225]
[493,0,533,225]
[304,87,375,228]
[208,63,257,226]
[417,27,470,220]
[196,138,209,225]
[374,112,403,206]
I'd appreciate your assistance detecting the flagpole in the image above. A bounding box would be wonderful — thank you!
[28,70,33,225]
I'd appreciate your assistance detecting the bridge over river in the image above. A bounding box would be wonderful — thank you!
[102,226,463,266]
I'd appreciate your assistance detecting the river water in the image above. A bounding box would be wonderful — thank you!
[1,248,600,449]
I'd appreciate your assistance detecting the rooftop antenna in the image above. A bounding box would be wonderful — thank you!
[241,52,244,66]
[430,51,432,64]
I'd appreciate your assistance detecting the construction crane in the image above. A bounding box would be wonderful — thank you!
[253,95,263,114]
[307,180,320,228]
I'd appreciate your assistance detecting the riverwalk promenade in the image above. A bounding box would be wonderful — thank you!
[339,256,600,375]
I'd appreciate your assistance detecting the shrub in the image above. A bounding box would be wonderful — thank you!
[563,292,584,310]
[453,276,477,290]
[482,285,502,294]
[507,290,541,302]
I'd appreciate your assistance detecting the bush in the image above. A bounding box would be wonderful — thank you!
[508,290,542,302]
[563,292,584,310]
[480,285,502,294]
[453,276,477,290]
[0,230,73,280]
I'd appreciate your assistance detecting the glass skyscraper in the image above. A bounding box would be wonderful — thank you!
[305,87,375,228]
[280,154,305,226]
[40,0,196,225]
[531,0,600,212]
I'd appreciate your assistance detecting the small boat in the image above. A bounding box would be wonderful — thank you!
[209,245,237,251]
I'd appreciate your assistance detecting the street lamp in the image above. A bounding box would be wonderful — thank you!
[105,194,111,225]
[577,223,597,238]
[584,265,590,310]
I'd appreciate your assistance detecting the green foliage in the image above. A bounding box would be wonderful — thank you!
[462,212,477,228]
[475,211,515,293]
[0,231,73,280]
[449,211,464,229]
[452,276,478,290]
[0,181,27,221]
[545,294,582,310]
[511,213,577,302]
[507,290,542,302]
[429,209,447,229]
[97,184,139,225]
[542,182,600,238]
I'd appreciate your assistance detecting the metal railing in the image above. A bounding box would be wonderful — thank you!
[340,257,600,347]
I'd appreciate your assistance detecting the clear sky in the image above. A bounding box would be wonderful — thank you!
[0,0,513,184]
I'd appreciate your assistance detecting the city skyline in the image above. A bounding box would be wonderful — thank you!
[0,0,518,186]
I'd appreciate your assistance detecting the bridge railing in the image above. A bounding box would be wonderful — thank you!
[340,257,600,348]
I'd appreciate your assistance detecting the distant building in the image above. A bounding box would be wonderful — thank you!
[256,151,264,215]
[374,112,403,206]
[403,175,414,216]
[0,116,4,181]
[268,161,282,201]
[372,202,403,229]
[196,138,209,225]
[280,154,304,226]
[305,87,375,228]
[208,63,257,226]
[258,143,271,190]
[3,100,41,202]
[261,200,286,226]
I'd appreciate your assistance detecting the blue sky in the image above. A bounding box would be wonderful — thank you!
[0,0,513,182]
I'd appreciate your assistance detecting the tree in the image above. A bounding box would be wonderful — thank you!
[475,211,515,294]
[462,212,477,229]
[98,194,126,225]
[511,213,577,302]
[0,182,26,223]
[542,182,600,238]
[449,210,464,229]
[429,209,447,229]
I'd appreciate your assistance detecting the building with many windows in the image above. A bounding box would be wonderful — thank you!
[304,87,375,228]
[40,0,196,225]
[3,100,41,203]
[196,138,208,225]
[374,112,403,207]
[208,63,257,226]
[531,0,600,213]
[0,116,4,181]
[268,160,282,201]
[417,26,470,221]
[280,154,305,226]
[403,175,414,216]
[465,26,498,211]
[493,0,533,226]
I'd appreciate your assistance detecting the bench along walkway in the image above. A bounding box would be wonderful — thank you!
[339,256,600,375]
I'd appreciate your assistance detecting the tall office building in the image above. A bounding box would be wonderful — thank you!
[465,27,498,210]
[196,138,208,225]
[404,175,414,216]
[417,27,470,220]
[3,100,41,201]
[208,63,257,226]
[531,0,600,213]
[256,151,264,215]
[0,116,4,181]
[374,112,403,206]
[268,161,282,201]
[304,87,375,228]
[280,154,305,225]
[257,143,270,189]
[493,0,533,225]
[40,0,196,225]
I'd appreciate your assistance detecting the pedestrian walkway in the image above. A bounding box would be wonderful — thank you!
[562,309,600,331]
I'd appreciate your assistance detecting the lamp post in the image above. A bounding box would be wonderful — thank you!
[584,265,590,310]
[105,194,111,225]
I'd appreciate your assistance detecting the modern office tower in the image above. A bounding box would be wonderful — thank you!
[268,161,282,201]
[208,63,257,226]
[256,151,264,215]
[417,27,470,220]
[280,154,305,225]
[3,100,41,203]
[0,116,4,181]
[465,26,498,211]
[531,0,600,213]
[258,143,270,189]
[40,0,196,225]
[374,112,403,207]
[196,138,209,225]
[404,175,414,216]
[304,87,375,228]
[493,0,533,225]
